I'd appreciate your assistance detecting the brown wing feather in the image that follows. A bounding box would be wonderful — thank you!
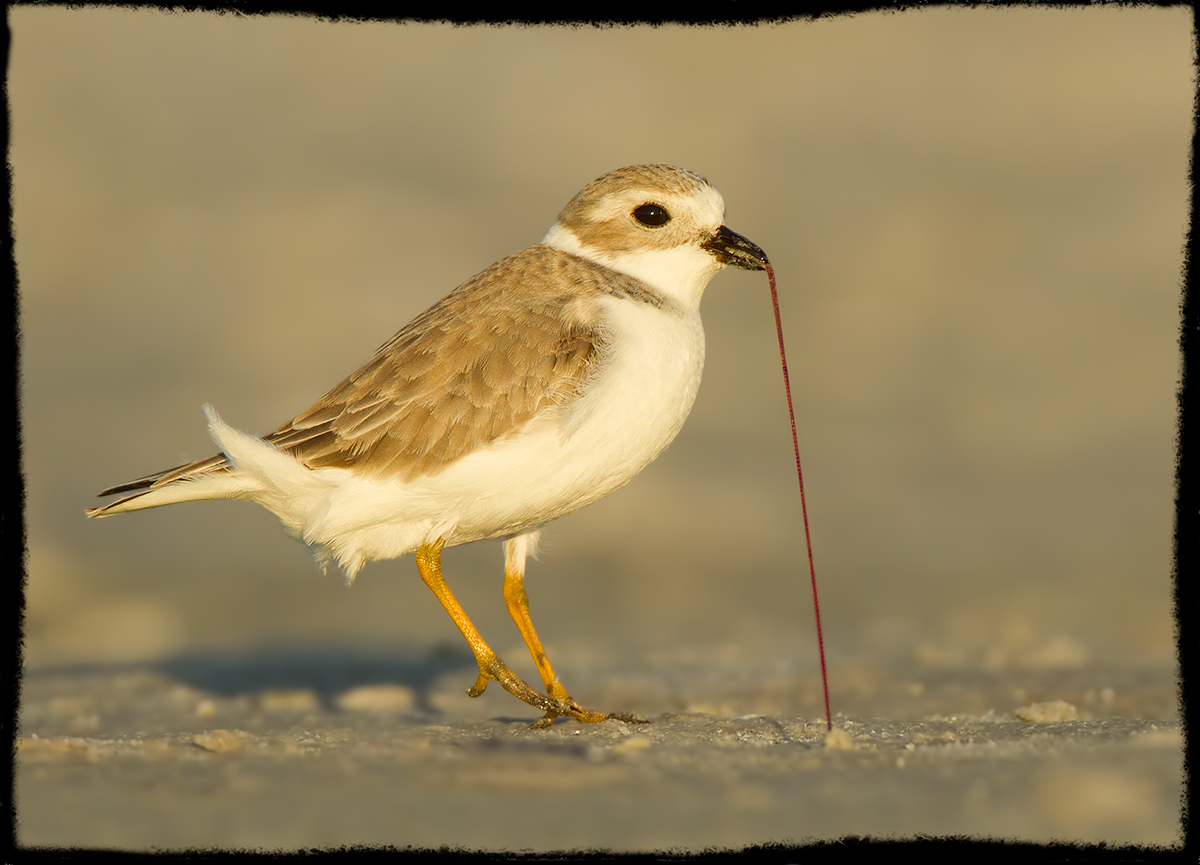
[262,245,608,482]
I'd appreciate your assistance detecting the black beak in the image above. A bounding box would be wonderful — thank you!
[702,225,769,271]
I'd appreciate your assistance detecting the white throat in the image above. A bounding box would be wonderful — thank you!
[542,224,723,311]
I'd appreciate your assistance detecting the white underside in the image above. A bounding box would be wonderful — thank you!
[182,294,705,579]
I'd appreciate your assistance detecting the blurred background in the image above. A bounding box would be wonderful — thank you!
[12,9,1187,695]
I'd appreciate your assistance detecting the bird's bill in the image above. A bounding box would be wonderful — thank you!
[702,225,769,271]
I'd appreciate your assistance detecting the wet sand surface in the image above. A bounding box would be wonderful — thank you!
[18,650,1181,850]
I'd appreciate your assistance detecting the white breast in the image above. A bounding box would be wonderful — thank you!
[549,293,707,509]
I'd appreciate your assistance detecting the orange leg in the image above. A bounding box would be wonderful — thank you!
[502,534,646,728]
[415,540,566,718]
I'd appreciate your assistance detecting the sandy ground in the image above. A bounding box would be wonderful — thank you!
[17,649,1181,850]
[10,6,1189,855]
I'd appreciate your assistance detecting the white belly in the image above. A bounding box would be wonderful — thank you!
[272,296,706,577]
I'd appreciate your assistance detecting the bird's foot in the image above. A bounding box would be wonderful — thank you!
[468,655,646,728]
[467,654,563,715]
[533,683,648,728]
[531,705,648,729]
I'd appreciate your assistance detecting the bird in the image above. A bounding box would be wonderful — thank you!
[88,163,770,727]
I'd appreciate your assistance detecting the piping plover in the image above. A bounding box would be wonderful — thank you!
[88,163,769,726]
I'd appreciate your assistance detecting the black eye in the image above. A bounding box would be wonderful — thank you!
[632,203,670,227]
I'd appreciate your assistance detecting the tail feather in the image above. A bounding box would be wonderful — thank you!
[88,404,319,519]
[96,453,228,498]
[87,452,236,517]
[89,406,243,518]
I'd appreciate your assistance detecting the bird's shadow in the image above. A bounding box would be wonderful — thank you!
[27,645,485,719]
[174,645,485,717]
